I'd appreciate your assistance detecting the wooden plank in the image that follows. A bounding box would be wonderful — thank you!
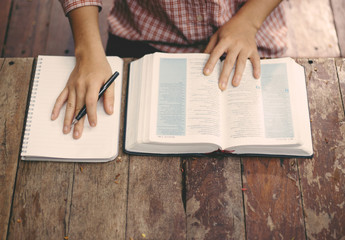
[185,156,245,240]
[8,162,74,240]
[3,0,53,57]
[331,0,345,56]
[45,0,74,56]
[126,156,186,240]
[0,58,33,240]
[336,58,345,108]
[0,0,12,55]
[67,160,128,239]
[283,0,340,57]
[242,157,306,239]
[66,59,131,239]
[297,58,345,239]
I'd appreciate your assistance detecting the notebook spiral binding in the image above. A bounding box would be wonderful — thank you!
[21,57,43,155]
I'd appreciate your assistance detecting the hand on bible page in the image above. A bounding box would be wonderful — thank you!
[203,13,260,90]
[203,0,284,90]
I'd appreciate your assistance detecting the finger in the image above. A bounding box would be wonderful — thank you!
[218,50,238,90]
[51,88,68,120]
[232,52,248,87]
[75,85,86,118]
[73,115,85,139]
[203,43,227,76]
[250,52,261,79]
[63,90,76,134]
[103,81,115,115]
[204,34,218,54]
[85,85,100,127]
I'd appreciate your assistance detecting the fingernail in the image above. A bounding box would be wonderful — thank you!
[233,76,240,86]
[255,72,260,79]
[108,104,114,114]
[74,130,79,138]
[63,125,69,134]
[204,68,211,75]
[219,82,227,91]
[90,122,96,127]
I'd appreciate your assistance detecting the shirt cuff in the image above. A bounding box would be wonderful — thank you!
[59,0,103,15]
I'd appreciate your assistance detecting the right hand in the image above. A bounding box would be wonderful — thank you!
[51,54,113,139]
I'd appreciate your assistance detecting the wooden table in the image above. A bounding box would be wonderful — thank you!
[1,58,344,240]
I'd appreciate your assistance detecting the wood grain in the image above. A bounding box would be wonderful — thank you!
[331,0,345,56]
[66,59,131,239]
[4,0,53,57]
[67,159,128,239]
[44,0,74,56]
[297,58,345,239]
[283,0,340,57]
[126,156,186,240]
[8,162,74,240]
[242,157,305,239]
[0,0,12,55]
[336,58,345,108]
[185,156,245,240]
[0,58,33,240]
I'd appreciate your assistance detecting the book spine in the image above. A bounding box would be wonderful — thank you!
[21,57,43,155]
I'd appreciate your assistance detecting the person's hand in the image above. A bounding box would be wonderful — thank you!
[51,54,113,139]
[203,14,261,90]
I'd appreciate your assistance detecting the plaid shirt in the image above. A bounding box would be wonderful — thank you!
[60,0,287,57]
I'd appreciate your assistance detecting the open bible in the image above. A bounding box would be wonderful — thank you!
[125,53,313,157]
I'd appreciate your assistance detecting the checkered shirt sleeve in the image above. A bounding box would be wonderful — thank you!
[59,0,102,15]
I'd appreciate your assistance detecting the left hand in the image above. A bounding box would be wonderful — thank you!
[203,15,261,90]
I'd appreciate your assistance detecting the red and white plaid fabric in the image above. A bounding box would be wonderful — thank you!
[60,0,287,57]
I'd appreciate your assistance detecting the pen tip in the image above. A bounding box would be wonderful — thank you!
[72,119,78,125]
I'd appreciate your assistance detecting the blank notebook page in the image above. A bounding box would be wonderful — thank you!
[21,56,123,161]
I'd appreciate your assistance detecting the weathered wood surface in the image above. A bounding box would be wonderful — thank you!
[336,58,345,108]
[297,58,345,240]
[8,162,74,240]
[0,58,33,240]
[0,0,11,55]
[44,0,74,56]
[1,58,345,239]
[283,0,340,57]
[4,0,52,57]
[242,157,305,240]
[185,156,245,240]
[331,0,345,57]
[126,156,186,240]
[3,0,112,57]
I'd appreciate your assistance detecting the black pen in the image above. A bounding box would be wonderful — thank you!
[72,71,120,125]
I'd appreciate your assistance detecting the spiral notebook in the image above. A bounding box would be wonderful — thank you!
[21,55,123,162]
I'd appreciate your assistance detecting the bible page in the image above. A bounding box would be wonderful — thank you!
[148,53,223,148]
[222,59,299,149]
